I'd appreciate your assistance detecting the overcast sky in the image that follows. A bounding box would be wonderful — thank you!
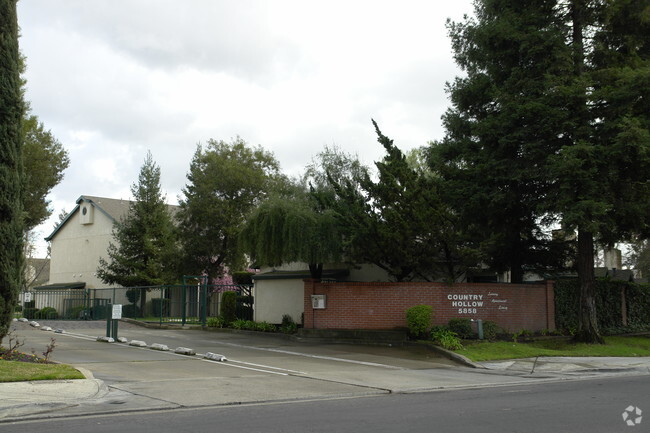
[17,0,474,257]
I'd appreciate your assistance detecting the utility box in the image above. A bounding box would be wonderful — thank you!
[311,294,326,309]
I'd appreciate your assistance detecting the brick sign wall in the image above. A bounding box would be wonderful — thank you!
[303,280,555,332]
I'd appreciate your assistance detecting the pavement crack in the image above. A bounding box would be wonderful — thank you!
[287,373,393,394]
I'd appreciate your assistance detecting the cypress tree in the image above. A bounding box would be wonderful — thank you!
[0,0,24,340]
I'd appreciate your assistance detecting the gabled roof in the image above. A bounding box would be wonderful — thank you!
[25,258,50,288]
[45,195,131,242]
[44,195,180,242]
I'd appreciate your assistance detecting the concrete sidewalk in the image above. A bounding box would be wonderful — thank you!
[479,356,650,375]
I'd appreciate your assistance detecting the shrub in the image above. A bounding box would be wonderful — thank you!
[512,329,533,343]
[23,308,39,320]
[207,316,226,328]
[121,304,141,318]
[481,320,500,341]
[254,321,277,332]
[67,305,88,320]
[126,288,140,304]
[232,271,254,285]
[280,314,298,334]
[430,326,463,350]
[24,300,35,309]
[151,298,170,316]
[35,307,58,320]
[448,318,474,339]
[230,319,248,330]
[221,291,237,324]
[236,295,254,320]
[406,305,433,339]
[14,305,22,313]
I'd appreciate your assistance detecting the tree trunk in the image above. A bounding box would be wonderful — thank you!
[573,229,604,344]
[309,263,323,280]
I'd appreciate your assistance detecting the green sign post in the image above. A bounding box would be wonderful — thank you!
[106,304,122,340]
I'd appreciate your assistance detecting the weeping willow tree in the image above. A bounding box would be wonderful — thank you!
[240,195,342,279]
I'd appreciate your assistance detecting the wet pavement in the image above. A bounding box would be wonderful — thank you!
[2,319,649,423]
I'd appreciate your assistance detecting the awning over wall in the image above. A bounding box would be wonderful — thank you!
[33,282,86,290]
[253,269,349,281]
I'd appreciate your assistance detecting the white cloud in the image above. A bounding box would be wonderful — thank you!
[17,0,475,257]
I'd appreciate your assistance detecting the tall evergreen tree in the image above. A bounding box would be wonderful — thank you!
[177,138,281,283]
[0,0,24,341]
[326,122,469,282]
[97,152,177,309]
[434,0,650,342]
[430,0,573,283]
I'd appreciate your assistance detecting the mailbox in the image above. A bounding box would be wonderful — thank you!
[311,294,326,309]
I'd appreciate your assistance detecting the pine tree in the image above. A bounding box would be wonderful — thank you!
[97,152,177,310]
[0,0,24,341]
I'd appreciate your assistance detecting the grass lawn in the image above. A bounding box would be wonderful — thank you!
[0,361,84,382]
[456,336,650,362]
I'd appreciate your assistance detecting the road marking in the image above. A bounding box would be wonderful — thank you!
[198,358,288,375]
[22,326,402,372]
[212,342,404,370]
[226,359,306,375]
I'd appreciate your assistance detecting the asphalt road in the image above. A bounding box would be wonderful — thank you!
[8,375,649,433]
[7,320,549,412]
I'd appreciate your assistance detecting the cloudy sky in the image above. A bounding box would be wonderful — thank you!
[17,0,474,257]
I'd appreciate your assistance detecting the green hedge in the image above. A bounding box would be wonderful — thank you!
[555,278,650,332]
[151,298,170,316]
[221,291,237,324]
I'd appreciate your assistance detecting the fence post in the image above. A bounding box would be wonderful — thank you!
[621,285,628,327]
[181,284,187,326]
[201,283,207,327]
[106,305,112,337]
[159,287,164,326]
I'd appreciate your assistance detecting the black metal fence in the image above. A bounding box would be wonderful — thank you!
[18,284,253,326]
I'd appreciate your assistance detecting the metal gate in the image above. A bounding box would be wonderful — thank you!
[18,283,253,326]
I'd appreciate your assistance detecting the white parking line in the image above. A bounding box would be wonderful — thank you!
[198,358,288,375]
[226,359,306,375]
[213,342,404,370]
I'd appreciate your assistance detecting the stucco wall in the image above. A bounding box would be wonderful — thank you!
[254,279,304,324]
[49,208,116,289]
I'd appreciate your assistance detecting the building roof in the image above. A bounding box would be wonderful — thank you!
[45,195,178,242]
[24,258,50,289]
[594,267,635,282]
[33,282,86,290]
[253,269,349,281]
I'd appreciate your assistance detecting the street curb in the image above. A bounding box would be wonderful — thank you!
[405,342,485,369]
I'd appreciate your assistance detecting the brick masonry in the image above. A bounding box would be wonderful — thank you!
[303,280,555,332]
